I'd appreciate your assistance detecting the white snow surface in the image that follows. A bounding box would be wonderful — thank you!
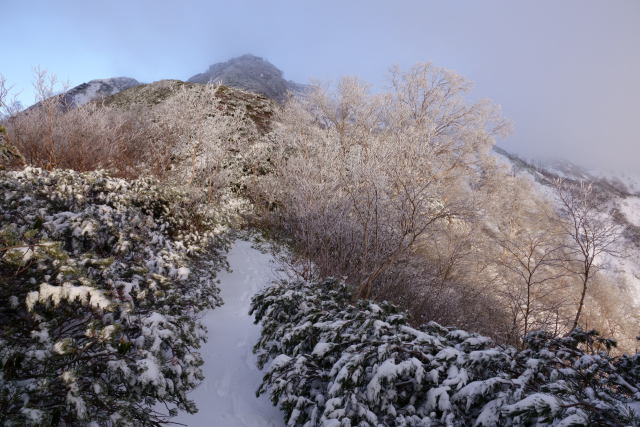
[620,196,640,228]
[173,240,284,427]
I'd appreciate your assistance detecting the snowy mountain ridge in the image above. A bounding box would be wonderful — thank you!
[60,77,142,108]
[495,146,640,197]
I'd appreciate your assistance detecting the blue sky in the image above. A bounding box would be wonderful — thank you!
[2,0,639,170]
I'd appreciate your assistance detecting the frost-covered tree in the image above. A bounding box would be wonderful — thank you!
[148,83,265,201]
[492,225,569,344]
[553,180,624,331]
[254,63,508,323]
[486,183,573,346]
[0,168,228,425]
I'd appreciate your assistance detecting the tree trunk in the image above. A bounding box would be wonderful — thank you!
[571,276,589,331]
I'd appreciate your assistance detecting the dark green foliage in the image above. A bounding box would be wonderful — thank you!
[0,167,228,426]
[251,278,640,426]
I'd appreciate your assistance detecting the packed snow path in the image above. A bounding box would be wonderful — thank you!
[174,240,285,426]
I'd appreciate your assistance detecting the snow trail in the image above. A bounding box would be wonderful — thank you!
[174,240,284,426]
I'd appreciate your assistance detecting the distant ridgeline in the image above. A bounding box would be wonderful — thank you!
[30,54,305,111]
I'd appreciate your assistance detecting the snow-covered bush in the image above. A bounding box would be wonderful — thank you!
[0,167,228,425]
[140,82,275,212]
[251,278,640,426]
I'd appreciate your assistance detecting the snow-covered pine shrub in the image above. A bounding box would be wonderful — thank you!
[250,278,640,426]
[0,167,228,425]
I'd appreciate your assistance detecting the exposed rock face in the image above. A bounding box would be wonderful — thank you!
[60,77,141,109]
[0,130,24,170]
[188,54,306,103]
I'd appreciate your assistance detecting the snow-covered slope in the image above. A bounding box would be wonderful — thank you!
[494,146,640,303]
[24,77,142,113]
[61,77,141,108]
[174,240,284,427]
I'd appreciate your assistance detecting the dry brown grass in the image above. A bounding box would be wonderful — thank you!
[5,101,170,178]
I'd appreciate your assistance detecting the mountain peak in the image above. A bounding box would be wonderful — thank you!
[188,54,304,102]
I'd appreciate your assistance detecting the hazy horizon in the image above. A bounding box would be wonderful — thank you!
[2,0,639,172]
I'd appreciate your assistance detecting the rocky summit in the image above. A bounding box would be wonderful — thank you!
[188,54,306,103]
